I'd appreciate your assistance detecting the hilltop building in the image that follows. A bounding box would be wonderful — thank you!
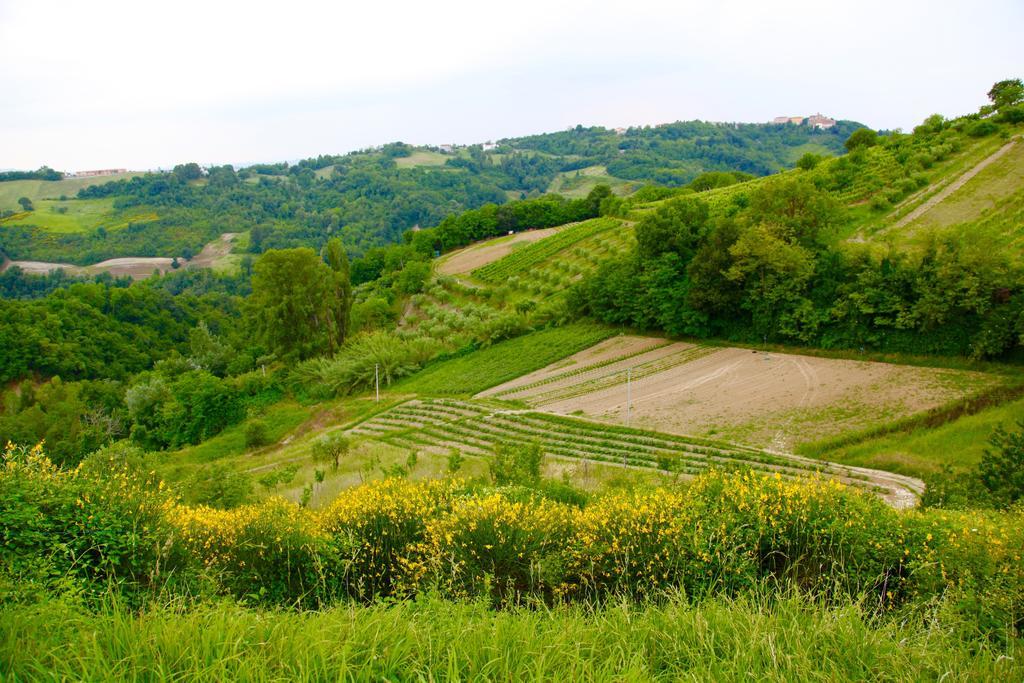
[74,168,127,177]
[771,114,837,129]
[806,113,836,129]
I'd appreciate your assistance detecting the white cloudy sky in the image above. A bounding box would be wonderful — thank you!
[1,0,1021,171]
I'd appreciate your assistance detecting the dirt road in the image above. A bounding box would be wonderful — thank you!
[890,136,1019,231]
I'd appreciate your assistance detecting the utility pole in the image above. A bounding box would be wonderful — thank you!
[375,363,380,403]
[624,366,631,467]
[626,367,632,427]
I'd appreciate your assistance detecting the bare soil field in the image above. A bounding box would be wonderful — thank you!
[485,341,998,450]
[436,227,566,275]
[477,334,673,398]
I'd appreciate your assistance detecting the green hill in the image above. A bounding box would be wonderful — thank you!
[0,119,861,265]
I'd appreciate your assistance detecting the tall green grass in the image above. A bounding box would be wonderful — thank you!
[810,395,1024,478]
[2,593,1019,681]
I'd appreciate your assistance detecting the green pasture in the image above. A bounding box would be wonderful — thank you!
[0,173,140,212]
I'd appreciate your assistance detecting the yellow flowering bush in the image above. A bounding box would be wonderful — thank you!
[317,478,464,600]
[415,493,574,602]
[168,497,330,606]
[4,443,1023,621]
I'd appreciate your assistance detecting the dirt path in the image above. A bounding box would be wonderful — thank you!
[188,232,238,268]
[889,136,1019,231]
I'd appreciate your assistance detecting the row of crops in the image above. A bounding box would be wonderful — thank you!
[472,217,623,283]
[493,344,721,406]
[346,398,913,499]
[482,338,674,399]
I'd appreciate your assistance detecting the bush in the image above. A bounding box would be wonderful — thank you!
[243,419,270,448]
[796,153,825,171]
[997,105,1024,124]
[979,420,1024,508]
[966,120,999,138]
[4,445,1023,619]
[490,443,544,486]
[0,443,179,604]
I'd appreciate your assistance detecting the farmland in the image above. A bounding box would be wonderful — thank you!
[395,323,616,395]
[346,398,923,506]
[0,197,158,234]
[472,217,628,285]
[481,336,1000,451]
[1,232,242,279]
[435,225,567,275]
[0,173,140,212]
[394,150,450,168]
[545,165,640,197]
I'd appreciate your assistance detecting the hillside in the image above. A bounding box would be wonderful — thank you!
[0,119,859,267]
[4,83,1024,681]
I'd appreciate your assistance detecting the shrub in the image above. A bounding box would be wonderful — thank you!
[169,497,331,605]
[243,419,270,448]
[979,420,1024,508]
[0,443,179,604]
[490,443,544,486]
[966,120,999,138]
[796,153,825,171]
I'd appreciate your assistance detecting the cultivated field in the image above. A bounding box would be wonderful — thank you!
[471,217,627,285]
[0,173,140,212]
[347,398,923,507]
[435,226,566,275]
[2,232,240,280]
[480,336,999,451]
[394,150,450,168]
[545,165,639,197]
[0,197,158,233]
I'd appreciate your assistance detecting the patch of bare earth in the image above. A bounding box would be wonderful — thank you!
[477,335,677,399]
[436,226,565,275]
[494,343,992,450]
[188,232,238,268]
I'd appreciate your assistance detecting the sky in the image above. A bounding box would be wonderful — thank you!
[1,0,1022,171]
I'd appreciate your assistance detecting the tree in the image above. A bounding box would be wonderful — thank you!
[246,248,342,360]
[189,320,231,375]
[634,197,709,263]
[844,128,878,151]
[172,162,203,182]
[746,177,838,247]
[312,432,350,471]
[979,421,1024,508]
[796,153,824,171]
[17,197,33,212]
[490,442,544,486]
[726,224,816,341]
[322,238,353,345]
[987,79,1024,110]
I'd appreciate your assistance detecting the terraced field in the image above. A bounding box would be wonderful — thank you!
[472,217,625,284]
[346,398,923,507]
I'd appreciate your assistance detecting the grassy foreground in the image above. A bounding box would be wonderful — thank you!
[2,593,1020,681]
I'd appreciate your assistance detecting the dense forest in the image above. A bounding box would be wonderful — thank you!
[510,119,861,184]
